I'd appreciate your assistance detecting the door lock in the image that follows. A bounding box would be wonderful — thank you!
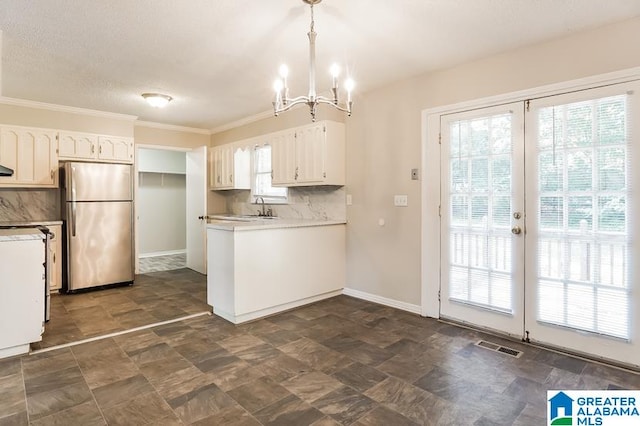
[511,225,522,235]
[513,212,522,219]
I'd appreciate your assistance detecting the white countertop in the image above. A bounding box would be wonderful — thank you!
[0,220,63,227]
[207,217,346,231]
[0,228,46,242]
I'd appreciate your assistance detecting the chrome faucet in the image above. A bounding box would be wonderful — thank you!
[256,196,266,216]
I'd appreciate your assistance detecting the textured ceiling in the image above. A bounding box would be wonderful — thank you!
[0,0,639,130]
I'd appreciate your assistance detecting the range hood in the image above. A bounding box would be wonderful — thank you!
[0,164,14,177]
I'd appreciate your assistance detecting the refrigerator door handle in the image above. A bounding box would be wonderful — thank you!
[70,203,77,237]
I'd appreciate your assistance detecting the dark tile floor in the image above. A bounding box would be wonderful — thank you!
[34,269,210,350]
[1,269,639,425]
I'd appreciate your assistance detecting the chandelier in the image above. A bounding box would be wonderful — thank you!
[272,0,354,121]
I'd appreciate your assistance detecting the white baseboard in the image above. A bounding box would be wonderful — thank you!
[342,287,422,315]
[139,249,186,259]
[212,290,343,324]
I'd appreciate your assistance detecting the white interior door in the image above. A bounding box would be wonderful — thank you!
[524,81,640,367]
[186,146,207,274]
[440,103,525,337]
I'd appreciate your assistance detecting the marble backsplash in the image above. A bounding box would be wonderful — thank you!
[224,186,346,221]
[0,189,60,222]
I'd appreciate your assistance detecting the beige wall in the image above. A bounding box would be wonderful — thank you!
[0,103,134,136]
[212,107,345,145]
[345,17,640,306]
[134,125,209,149]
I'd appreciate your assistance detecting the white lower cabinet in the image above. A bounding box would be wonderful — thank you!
[207,224,346,324]
[47,224,63,293]
[0,126,58,187]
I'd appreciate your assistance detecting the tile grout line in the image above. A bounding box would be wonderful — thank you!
[30,311,212,356]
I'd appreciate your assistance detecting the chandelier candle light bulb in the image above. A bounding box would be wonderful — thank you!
[272,0,353,121]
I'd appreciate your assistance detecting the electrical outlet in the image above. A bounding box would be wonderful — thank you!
[394,195,408,207]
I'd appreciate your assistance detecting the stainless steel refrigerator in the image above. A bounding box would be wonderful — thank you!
[62,162,134,291]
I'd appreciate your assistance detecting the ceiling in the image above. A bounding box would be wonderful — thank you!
[1,1,639,131]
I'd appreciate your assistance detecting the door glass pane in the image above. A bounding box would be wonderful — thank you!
[447,113,514,313]
[535,95,630,339]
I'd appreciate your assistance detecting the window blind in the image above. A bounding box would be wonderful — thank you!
[536,94,630,339]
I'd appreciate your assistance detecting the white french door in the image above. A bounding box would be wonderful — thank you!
[440,102,526,337]
[440,81,640,367]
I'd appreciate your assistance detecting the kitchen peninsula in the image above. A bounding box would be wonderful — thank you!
[206,218,345,324]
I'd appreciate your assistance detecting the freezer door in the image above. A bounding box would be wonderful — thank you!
[65,162,132,202]
[66,201,134,290]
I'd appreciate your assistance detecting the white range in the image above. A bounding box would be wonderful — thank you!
[0,228,46,358]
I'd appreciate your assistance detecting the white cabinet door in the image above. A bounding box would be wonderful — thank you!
[295,124,326,183]
[0,126,57,187]
[58,131,98,160]
[210,144,251,190]
[98,136,134,162]
[48,224,63,292]
[271,130,297,186]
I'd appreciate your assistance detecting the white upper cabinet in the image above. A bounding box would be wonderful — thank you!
[0,126,58,187]
[272,120,345,187]
[58,131,97,159]
[210,143,250,190]
[58,131,133,163]
[98,136,134,163]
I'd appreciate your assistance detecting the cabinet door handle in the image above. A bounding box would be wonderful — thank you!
[53,253,56,263]
[99,145,102,155]
[50,170,54,179]
[295,167,299,180]
[230,174,233,183]
[91,144,95,154]
[217,175,221,184]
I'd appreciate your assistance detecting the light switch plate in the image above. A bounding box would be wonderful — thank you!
[394,195,408,207]
[411,168,419,180]
[346,194,353,205]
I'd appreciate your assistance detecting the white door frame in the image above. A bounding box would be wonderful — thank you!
[421,66,640,318]
[134,144,192,274]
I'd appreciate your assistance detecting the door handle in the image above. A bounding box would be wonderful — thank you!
[511,226,522,235]
[70,203,77,237]
[198,216,205,220]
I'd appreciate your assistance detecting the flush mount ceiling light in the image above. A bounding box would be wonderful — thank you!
[272,0,354,121]
[141,93,173,108]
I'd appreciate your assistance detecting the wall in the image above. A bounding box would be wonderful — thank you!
[0,102,134,136]
[345,17,640,307]
[134,124,209,149]
[137,171,186,255]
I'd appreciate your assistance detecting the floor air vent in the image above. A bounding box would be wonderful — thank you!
[475,340,523,358]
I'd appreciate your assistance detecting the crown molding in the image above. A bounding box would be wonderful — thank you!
[135,120,211,135]
[0,96,138,121]
[210,109,274,135]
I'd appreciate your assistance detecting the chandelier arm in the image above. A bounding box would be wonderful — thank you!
[274,97,311,114]
[315,98,352,113]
